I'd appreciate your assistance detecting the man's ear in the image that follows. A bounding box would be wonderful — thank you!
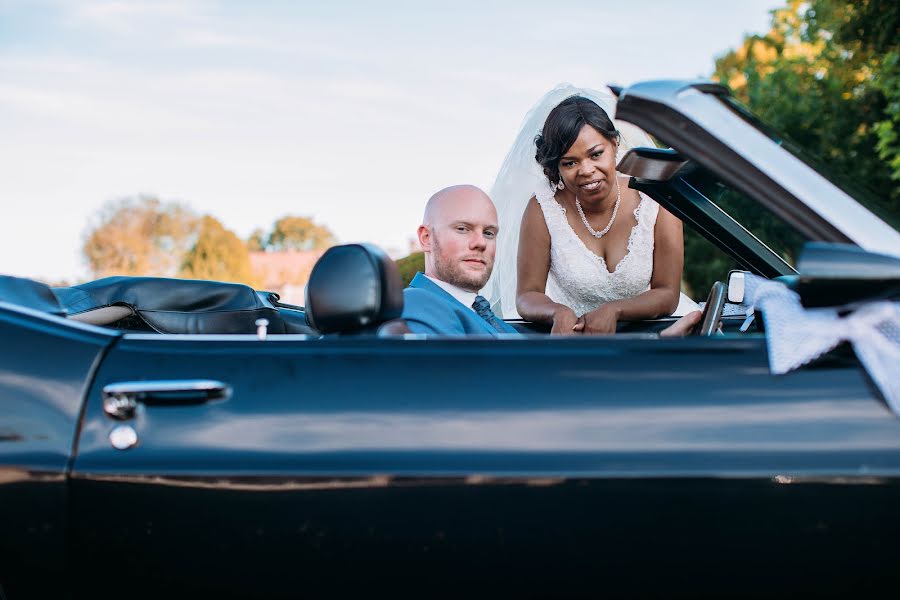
[417,224,432,252]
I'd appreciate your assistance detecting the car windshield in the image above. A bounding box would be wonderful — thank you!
[680,165,810,270]
[717,95,900,234]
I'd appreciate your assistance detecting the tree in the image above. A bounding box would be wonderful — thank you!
[83,196,197,278]
[179,215,257,287]
[266,215,336,251]
[713,0,899,210]
[246,228,267,252]
[395,251,424,286]
[677,0,900,295]
[819,0,900,187]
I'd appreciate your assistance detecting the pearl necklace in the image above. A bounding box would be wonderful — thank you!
[575,176,620,239]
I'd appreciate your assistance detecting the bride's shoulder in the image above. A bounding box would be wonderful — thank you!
[630,187,661,227]
[533,180,559,203]
[617,176,653,208]
[521,195,551,233]
[528,191,565,218]
[615,177,641,208]
[523,195,541,218]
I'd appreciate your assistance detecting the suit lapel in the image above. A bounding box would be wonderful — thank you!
[408,272,495,335]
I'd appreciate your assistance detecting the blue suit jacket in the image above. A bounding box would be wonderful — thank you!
[402,273,511,336]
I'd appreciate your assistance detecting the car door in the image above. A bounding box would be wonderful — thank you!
[0,305,118,597]
[68,331,900,598]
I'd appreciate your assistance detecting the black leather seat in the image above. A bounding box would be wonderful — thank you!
[53,276,316,335]
[305,243,410,336]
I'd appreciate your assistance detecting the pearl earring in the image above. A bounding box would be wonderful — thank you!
[556,179,565,190]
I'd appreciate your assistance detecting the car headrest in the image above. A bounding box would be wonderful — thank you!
[305,244,404,334]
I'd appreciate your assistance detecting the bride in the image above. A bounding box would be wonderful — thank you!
[484,84,698,334]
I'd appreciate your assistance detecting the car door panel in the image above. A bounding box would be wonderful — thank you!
[0,308,117,596]
[70,334,900,597]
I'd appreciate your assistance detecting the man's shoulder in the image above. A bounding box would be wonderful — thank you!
[402,285,470,335]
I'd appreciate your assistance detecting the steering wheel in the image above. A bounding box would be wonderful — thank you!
[693,281,728,336]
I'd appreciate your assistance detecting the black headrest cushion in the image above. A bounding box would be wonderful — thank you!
[305,244,404,333]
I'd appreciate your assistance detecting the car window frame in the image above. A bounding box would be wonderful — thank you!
[615,80,900,259]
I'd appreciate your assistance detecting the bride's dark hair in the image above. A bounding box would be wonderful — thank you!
[535,96,620,185]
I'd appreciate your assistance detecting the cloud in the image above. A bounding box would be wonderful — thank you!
[173,29,285,50]
[0,0,785,281]
[68,0,207,33]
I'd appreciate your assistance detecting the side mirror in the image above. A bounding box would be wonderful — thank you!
[726,270,747,304]
[617,147,689,181]
[724,242,900,310]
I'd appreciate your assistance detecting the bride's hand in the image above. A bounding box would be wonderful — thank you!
[551,306,583,335]
[581,303,621,335]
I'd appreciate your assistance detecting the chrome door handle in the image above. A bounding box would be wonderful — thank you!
[102,379,231,420]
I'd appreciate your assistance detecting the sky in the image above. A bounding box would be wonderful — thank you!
[0,0,782,283]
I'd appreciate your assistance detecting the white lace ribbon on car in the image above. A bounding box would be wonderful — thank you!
[743,274,900,414]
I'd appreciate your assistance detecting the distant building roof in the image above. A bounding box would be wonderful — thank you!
[250,249,325,291]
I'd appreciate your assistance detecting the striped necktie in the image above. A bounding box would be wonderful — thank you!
[472,295,516,334]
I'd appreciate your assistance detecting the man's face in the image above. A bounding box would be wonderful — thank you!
[423,192,498,292]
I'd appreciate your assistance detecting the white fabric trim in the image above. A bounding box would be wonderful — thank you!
[424,274,478,314]
[68,305,134,326]
[744,274,900,414]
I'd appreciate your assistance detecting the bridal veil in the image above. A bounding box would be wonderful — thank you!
[483,83,656,318]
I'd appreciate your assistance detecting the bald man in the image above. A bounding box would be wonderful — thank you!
[402,185,519,336]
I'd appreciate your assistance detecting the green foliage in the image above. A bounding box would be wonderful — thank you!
[819,0,900,185]
[682,232,740,300]
[873,52,900,184]
[180,215,257,287]
[83,196,197,278]
[266,215,336,251]
[681,172,809,296]
[395,251,424,287]
[713,0,899,208]
[678,0,900,295]
[819,0,900,55]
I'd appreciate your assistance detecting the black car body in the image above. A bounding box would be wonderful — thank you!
[2,80,899,598]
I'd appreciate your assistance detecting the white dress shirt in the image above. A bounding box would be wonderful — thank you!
[424,274,478,315]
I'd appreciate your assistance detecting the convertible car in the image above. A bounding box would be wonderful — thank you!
[2,80,899,598]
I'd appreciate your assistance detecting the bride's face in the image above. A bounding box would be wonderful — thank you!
[558,125,618,204]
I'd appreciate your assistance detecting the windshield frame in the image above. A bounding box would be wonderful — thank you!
[717,95,900,233]
[616,80,900,259]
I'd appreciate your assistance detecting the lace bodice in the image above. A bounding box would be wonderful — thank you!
[535,184,659,317]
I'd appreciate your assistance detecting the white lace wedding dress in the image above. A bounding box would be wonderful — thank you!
[483,82,698,318]
[535,184,659,317]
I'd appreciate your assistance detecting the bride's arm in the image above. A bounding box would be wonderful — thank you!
[581,206,684,333]
[515,198,582,334]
